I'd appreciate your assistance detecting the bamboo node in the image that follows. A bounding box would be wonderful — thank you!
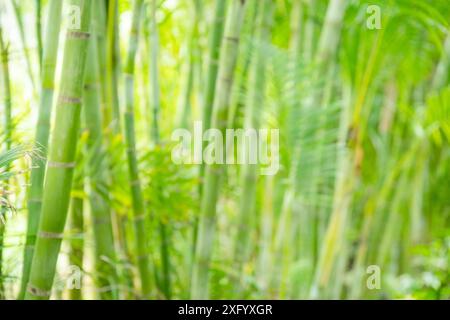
[137,254,149,261]
[134,214,145,221]
[59,95,82,104]
[130,179,141,186]
[67,30,91,40]
[27,284,51,297]
[93,217,111,225]
[38,231,64,239]
[28,198,43,203]
[47,161,76,169]
[224,36,240,43]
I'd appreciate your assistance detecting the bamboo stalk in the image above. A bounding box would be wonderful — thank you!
[19,0,63,300]
[106,0,122,133]
[176,0,201,129]
[149,0,161,144]
[233,0,272,295]
[83,35,118,299]
[308,0,351,298]
[194,0,228,280]
[35,0,43,70]
[191,0,248,300]
[9,0,36,91]
[123,0,152,298]
[25,0,93,300]
[202,0,227,132]
[303,0,315,64]
[68,174,84,300]
[146,0,172,299]
[105,0,135,298]
[227,0,259,130]
[0,22,12,300]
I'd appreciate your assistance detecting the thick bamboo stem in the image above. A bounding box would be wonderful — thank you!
[25,0,92,300]
[20,0,63,300]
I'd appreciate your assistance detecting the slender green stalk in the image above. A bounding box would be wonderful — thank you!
[9,0,36,91]
[303,0,315,63]
[308,0,350,298]
[289,0,302,61]
[191,0,248,299]
[233,0,272,295]
[25,0,92,300]
[146,0,171,299]
[149,0,161,144]
[0,23,12,300]
[94,0,108,123]
[35,0,43,70]
[68,174,84,300]
[256,175,274,296]
[227,0,259,130]
[202,0,227,131]
[270,0,307,298]
[193,0,229,283]
[106,0,122,133]
[176,0,201,129]
[196,0,228,200]
[19,0,63,300]
[315,0,347,65]
[124,0,152,298]
[105,0,135,298]
[83,36,118,299]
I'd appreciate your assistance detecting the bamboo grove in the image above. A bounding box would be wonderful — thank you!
[0,0,449,300]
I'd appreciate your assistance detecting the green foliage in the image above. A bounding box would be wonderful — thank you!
[0,0,448,300]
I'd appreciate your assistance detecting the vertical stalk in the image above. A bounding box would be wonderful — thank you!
[233,0,272,295]
[191,0,248,299]
[106,0,122,133]
[25,0,92,300]
[194,0,228,278]
[83,35,118,299]
[94,0,108,124]
[124,0,152,298]
[9,0,36,91]
[308,0,349,298]
[176,0,201,129]
[149,0,161,144]
[202,0,227,132]
[147,0,171,299]
[227,0,259,130]
[105,0,134,298]
[68,173,84,300]
[35,0,43,69]
[19,0,63,300]
[0,23,12,300]
[303,0,315,64]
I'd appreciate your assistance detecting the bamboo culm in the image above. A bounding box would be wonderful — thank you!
[68,175,84,300]
[233,0,273,295]
[83,34,119,299]
[123,0,152,298]
[24,0,92,300]
[191,0,248,300]
[0,23,12,300]
[19,0,63,300]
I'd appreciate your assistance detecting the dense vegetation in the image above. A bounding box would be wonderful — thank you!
[0,0,449,300]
